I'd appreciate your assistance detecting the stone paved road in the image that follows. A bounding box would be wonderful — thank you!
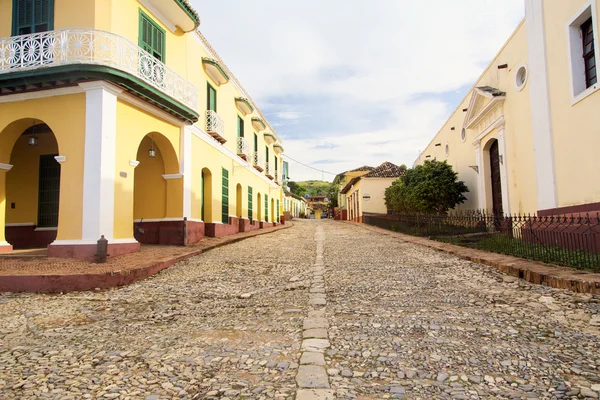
[0,220,599,400]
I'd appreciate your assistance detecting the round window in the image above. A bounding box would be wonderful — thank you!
[515,64,528,91]
[445,143,450,157]
[461,128,466,142]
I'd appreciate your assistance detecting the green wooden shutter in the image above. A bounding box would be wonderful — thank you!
[139,10,166,62]
[265,194,269,223]
[221,168,229,224]
[248,186,253,225]
[237,116,244,138]
[13,0,53,36]
[207,83,217,112]
[265,145,269,165]
[277,199,280,222]
[254,133,258,152]
[201,171,205,221]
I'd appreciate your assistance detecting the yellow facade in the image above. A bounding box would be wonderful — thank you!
[0,0,285,256]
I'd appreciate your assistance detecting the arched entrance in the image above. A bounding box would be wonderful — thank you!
[202,168,212,223]
[489,139,503,217]
[133,132,180,244]
[3,119,61,249]
[236,184,243,218]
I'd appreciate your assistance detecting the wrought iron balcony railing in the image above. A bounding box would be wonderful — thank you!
[205,110,226,143]
[252,152,264,172]
[237,137,250,161]
[0,29,198,110]
[265,162,274,179]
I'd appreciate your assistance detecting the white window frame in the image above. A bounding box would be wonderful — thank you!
[567,0,600,105]
[514,63,528,91]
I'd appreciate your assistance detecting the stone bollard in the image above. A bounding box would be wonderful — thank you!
[183,217,188,246]
[96,235,109,263]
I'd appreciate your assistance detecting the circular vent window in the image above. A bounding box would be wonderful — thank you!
[461,128,466,142]
[445,143,450,157]
[515,64,528,91]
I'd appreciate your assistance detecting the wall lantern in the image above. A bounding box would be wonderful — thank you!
[148,134,156,158]
[28,122,38,147]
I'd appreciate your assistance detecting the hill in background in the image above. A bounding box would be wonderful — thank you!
[288,180,334,198]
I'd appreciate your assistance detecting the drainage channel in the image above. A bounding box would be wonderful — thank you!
[295,224,334,400]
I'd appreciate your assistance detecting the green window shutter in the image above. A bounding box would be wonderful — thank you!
[254,133,258,152]
[201,171,205,221]
[275,156,278,174]
[139,10,166,62]
[248,186,253,225]
[277,200,280,221]
[13,0,54,36]
[237,116,244,138]
[265,194,269,223]
[221,168,229,224]
[207,83,217,112]
[265,146,269,164]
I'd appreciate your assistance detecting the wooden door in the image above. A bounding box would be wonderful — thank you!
[489,140,503,217]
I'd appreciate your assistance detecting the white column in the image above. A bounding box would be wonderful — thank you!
[525,0,558,211]
[79,82,122,242]
[497,129,511,215]
[474,142,485,210]
[181,125,193,220]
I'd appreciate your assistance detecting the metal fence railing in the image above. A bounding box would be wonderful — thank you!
[362,212,600,271]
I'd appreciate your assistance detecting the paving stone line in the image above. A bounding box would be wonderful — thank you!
[295,224,334,399]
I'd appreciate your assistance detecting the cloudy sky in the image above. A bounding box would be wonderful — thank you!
[192,0,525,182]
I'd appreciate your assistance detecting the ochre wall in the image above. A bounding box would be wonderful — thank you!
[543,0,600,208]
[360,178,396,215]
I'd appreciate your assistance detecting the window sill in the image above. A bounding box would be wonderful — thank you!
[572,83,600,105]
[34,227,58,232]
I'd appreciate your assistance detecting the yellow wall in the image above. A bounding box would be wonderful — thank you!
[359,178,397,215]
[133,137,166,220]
[0,94,86,240]
[543,0,600,208]
[416,22,537,214]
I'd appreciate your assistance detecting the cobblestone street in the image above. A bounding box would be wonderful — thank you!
[1,220,600,399]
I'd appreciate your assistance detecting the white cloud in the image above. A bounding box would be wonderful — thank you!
[192,0,524,181]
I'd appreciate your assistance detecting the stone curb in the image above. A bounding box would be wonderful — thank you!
[347,221,600,294]
[0,223,292,294]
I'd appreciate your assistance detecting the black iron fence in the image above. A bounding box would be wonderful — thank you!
[362,212,600,271]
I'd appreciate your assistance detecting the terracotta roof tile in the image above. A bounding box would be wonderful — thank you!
[363,161,405,178]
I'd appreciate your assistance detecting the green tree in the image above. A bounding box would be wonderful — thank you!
[288,181,308,197]
[385,160,468,215]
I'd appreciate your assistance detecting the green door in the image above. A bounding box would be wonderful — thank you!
[265,194,269,223]
[248,186,253,225]
[37,154,60,228]
[221,168,229,224]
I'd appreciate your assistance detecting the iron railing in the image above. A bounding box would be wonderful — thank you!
[264,162,272,178]
[0,29,198,109]
[362,212,600,271]
[252,152,263,170]
[205,110,224,137]
[236,137,250,160]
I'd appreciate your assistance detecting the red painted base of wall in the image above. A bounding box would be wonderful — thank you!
[335,210,348,220]
[187,220,205,244]
[0,244,13,253]
[5,225,57,249]
[135,219,204,245]
[47,241,141,261]
[539,202,600,218]
[205,217,240,237]
[280,216,285,224]
[260,222,274,229]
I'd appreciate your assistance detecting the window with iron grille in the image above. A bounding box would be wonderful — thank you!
[12,0,54,36]
[265,194,269,223]
[221,168,229,224]
[582,17,597,88]
[37,154,60,228]
[248,186,253,225]
[139,10,165,62]
[207,83,217,112]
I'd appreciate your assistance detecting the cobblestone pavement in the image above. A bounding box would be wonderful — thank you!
[1,220,600,400]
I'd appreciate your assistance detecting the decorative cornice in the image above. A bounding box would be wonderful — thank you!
[129,160,140,168]
[0,163,13,171]
[202,58,230,86]
[163,174,184,180]
[54,156,66,163]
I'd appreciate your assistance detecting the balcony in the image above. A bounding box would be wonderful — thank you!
[206,110,226,144]
[252,152,264,172]
[265,162,274,180]
[237,137,250,161]
[263,132,277,145]
[274,171,282,185]
[252,117,267,132]
[0,29,199,122]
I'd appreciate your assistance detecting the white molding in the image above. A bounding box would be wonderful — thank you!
[497,129,511,215]
[472,116,506,145]
[525,0,558,210]
[51,238,138,245]
[5,222,35,227]
[163,174,183,180]
[34,227,58,231]
[138,0,178,32]
[133,218,203,223]
[181,126,193,219]
[54,155,66,163]
[464,92,505,130]
[475,143,485,210]
[0,163,13,171]
[0,86,84,103]
[119,90,184,127]
[566,0,600,104]
[0,241,11,247]
[129,160,140,168]
[81,85,118,242]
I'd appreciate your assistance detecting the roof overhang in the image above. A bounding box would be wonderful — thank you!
[202,58,229,86]
[252,117,267,132]
[141,0,200,32]
[273,144,284,154]
[235,97,254,116]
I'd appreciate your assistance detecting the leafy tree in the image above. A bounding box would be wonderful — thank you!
[385,160,468,215]
[288,181,308,197]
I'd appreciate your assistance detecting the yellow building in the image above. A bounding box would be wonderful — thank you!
[416,0,600,217]
[333,165,374,219]
[0,0,285,258]
[340,162,405,223]
[283,192,307,219]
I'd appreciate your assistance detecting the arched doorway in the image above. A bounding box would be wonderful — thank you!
[3,120,61,249]
[202,168,212,223]
[488,139,503,217]
[236,184,243,218]
[133,132,179,244]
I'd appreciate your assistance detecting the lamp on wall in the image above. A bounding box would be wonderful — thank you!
[28,122,38,147]
[148,134,156,158]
